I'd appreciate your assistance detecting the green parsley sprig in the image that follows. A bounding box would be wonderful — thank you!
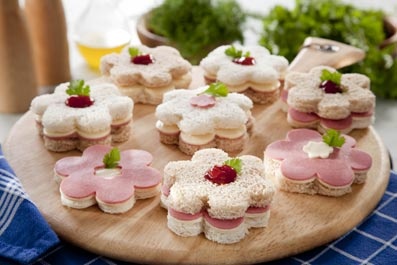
[225,45,250,58]
[128,47,141,57]
[66,80,90,96]
[103,147,121,169]
[224,158,242,174]
[322,129,345,148]
[320,69,342,85]
[201,82,229,97]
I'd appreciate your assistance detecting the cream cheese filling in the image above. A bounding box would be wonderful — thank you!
[179,125,246,145]
[44,128,111,139]
[156,120,180,134]
[226,81,280,92]
[95,168,121,180]
[215,125,246,138]
[112,114,132,126]
[180,132,215,145]
[43,116,131,139]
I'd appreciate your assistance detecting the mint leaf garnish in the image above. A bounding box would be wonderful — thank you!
[322,129,345,147]
[224,158,242,174]
[66,80,90,96]
[202,82,229,97]
[103,147,121,169]
[225,45,250,58]
[128,47,140,57]
[320,69,342,85]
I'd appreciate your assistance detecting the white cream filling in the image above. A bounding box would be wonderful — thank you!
[156,120,180,134]
[44,128,111,139]
[75,128,111,139]
[43,116,130,139]
[303,141,333,159]
[226,81,280,92]
[95,168,121,180]
[180,132,215,145]
[112,114,132,126]
[215,125,246,139]
[179,126,246,145]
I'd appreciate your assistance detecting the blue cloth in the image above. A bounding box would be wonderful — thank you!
[0,147,59,265]
[1,144,396,264]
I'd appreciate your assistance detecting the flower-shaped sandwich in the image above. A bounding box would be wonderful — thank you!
[155,83,253,155]
[30,80,134,152]
[264,129,372,196]
[100,45,192,105]
[161,148,275,244]
[54,145,162,214]
[283,66,375,133]
[200,45,288,104]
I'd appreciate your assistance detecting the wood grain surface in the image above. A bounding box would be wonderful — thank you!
[3,67,390,264]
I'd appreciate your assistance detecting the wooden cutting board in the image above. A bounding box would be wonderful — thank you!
[3,67,390,264]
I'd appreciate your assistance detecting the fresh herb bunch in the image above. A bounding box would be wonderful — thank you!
[259,0,397,99]
[148,0,246,64]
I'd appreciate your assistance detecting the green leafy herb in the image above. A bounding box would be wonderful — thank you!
[66,80,90,96]
[320,69,342,85]
[128,47,140,57]
[224,158,242,174]
[147,0,246,64]
[225,45,250,58]
[322,129,345,148]
[103,147,121,169]
[202,82,229,97]
[259,0,397,99]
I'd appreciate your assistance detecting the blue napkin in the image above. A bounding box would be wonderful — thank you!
[0,146,59,265]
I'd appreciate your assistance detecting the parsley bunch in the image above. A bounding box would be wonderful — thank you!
[147,0,246,64]
[259,0,397,99]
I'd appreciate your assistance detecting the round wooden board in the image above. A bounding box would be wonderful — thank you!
[3,68,391,264]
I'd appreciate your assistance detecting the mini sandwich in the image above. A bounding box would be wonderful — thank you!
[30,80,133,152]
[264,129,372,196]
[155,82,253,155]
[200,44,288,104]
[283,66,375,133]
[100,45,192,105]
[161,148,275,244]
[54,145,162,214]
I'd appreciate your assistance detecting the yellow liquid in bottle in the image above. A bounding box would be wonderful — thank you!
[75,28,130,70]
[76,42,128,69]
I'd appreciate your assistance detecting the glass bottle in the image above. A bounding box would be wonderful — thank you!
[73,0,131,70]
